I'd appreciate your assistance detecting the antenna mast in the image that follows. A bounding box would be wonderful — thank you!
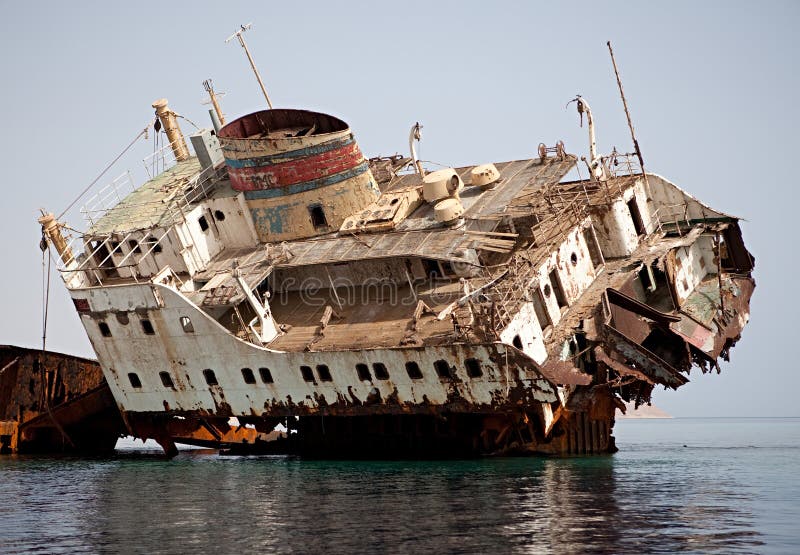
[226,23,274,109]
[202,79,226,126]
[607,41,643,169]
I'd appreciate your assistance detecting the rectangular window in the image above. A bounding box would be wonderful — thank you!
[548,269,568,309]
[259,367,274,384]
[316,364,333,382]
[405,361,423,380]
[141,319,155,335]
[98,321,112,338]
[627,198,646,235]
[434,359,452,379]
[465,358,482,378]
[309,205,328,229]
[128,373,142,388]
[203,369,218,386]
[300,365,315,382]
[159,371,174,388]
[356,363,371,381]
[372,363,389,380]
[241,368,256,384]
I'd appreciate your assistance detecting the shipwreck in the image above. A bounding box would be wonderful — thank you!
[34,42,754,458]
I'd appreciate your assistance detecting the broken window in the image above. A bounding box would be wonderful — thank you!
[259,367,274,384]
[98,321,112,338]
[434,359,452,379]
[300,365,315,382]
[627,198,646,235]
[141,319,155,335]
[356,363,371,381]
[309,205,328,229]
[372,362,389,380]
[128,373,142,388]
[316,364,333,382]
[159,371,174,388]
[241,368,256,384]
[405,361,423,380]
[203,369,218,386]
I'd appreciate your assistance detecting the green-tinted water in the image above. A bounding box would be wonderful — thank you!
[1,418,798,553]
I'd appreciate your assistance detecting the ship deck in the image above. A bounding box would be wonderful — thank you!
[266,280,470,352]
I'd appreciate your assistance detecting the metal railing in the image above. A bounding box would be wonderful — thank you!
[80,171,136,227]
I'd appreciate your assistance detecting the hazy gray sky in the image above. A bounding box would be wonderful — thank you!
[1,1,796,416]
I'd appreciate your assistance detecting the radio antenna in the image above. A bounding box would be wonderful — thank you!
[226,23,273,109]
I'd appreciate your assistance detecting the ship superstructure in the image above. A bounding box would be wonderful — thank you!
[39,84,755,457]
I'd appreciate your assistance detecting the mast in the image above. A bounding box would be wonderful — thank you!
[226,23,273,109]
[607,41,643,169]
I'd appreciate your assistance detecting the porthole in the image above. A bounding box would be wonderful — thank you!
[543,284,552,297]
[570,252,578,266]
[213,210,226,221]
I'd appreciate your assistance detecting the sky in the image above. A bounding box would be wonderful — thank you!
[0,1,796,417]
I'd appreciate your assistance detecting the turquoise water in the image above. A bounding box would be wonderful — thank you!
[1,418,798,554]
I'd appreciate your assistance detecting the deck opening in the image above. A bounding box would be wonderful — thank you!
[203,369,218,386]
[405,361,423,380]
[259,367,274,383]
[356,363,371,381]
[465,358,482,378]
[128,372,142,388]
[300,365,315,382]
[159,371,174,388]
[241,367,256,384]
[316,364,333,382]
[98,321,112,337]
[373,363,389,380]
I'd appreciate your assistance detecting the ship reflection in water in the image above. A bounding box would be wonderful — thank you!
[3,420,789,554]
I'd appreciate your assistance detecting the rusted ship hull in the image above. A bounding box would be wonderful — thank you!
[0,345,123,454]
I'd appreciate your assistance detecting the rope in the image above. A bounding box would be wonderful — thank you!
[57,127,148,220]
[40,246,74,448]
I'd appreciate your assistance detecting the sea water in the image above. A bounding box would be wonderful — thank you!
[1,417,798,554]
